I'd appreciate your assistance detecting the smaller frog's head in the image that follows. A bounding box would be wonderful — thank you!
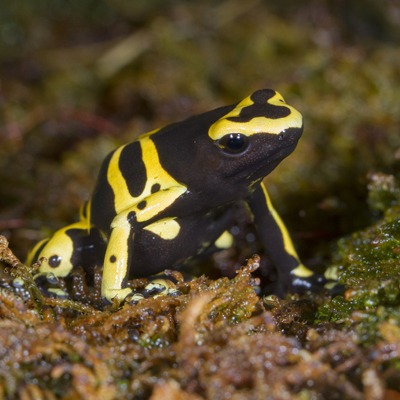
[28,224,106,280]
[29,228,78,279]
[208,89,303,185]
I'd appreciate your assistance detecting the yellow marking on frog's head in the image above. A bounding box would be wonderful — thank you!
[26,238,49,267]
[32,220,89,278]
[208,89,302,141]
[34,230,74,278]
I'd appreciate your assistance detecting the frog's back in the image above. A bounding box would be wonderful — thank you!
[90,151,116,233]
[90,104,237,234]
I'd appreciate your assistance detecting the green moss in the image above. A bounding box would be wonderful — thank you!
[317,296,355,323]
[319,173,400,344]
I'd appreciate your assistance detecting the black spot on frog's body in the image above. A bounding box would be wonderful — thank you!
[137,201,147,210]
[151,183,161,193]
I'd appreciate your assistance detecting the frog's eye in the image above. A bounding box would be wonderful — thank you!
[217,133,249,154]
[48,255,62,268]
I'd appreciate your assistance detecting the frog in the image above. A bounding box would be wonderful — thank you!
[27,89,322,303]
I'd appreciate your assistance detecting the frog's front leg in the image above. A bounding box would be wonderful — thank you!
[248,181,323,294]
[101,211,141,303]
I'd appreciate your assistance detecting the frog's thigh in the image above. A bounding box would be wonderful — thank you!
[133,213,234,276]
[132,217,197,276]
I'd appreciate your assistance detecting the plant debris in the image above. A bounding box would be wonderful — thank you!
[0,248,399,399]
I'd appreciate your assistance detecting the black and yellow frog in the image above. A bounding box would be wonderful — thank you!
[27,89,322,303]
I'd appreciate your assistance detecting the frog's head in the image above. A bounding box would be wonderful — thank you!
[208,89,303,185]
[29,225,106,280]
[31,229,77,279]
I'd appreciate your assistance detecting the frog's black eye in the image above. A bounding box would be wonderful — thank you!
[218,133,249,154]
[48,255,61,268]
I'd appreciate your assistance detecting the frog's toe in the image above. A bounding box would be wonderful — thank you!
[44,273,60,285]
[290,273,327,293]
[324,281,345,296]
[47,287,69,299]
[33,272,59,286]
[32,272,69,298]
[126,292,145,303]
[270,273,327,296]
[12,277,25,288]
[288,273,345,296]
[103,287,136,304]
[142,279,181,298]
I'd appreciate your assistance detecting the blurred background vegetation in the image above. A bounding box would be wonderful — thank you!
[0,0,399,265]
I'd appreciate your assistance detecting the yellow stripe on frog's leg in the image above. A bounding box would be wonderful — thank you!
[259,182,313,278]
[101,219,134,302]
[247,181,315,293]
[291,264,314,278]
[101,184,189,302]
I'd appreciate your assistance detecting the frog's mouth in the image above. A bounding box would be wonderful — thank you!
[246,126,303,181]
[263,126,302,157]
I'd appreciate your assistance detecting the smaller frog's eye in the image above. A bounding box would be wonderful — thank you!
[48,255,62,268]
[217,133,249,154]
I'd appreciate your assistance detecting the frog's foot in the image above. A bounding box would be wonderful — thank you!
[267,264,321,296]
[12,277,26,289]
[31,272,70,299]
[142,279,181,298]
[288,272,327,294]
[272,263,325,295]
[125,292,145,303]
[102,287,142,304]
[323,280,345,296]
[280,271,343,296]
[34,271,59,285]
[46,287,69,299]
[322,265,345,295]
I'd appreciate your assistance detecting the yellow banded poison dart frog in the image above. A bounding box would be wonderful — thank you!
[27,89,323,303]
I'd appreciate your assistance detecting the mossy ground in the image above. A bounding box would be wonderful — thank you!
[0,1,399,399]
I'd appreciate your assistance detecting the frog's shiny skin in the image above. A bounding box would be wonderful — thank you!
[28,89,318,302]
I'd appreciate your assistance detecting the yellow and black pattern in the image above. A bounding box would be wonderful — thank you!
[208,89,303,140]
[27,89,324,303]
